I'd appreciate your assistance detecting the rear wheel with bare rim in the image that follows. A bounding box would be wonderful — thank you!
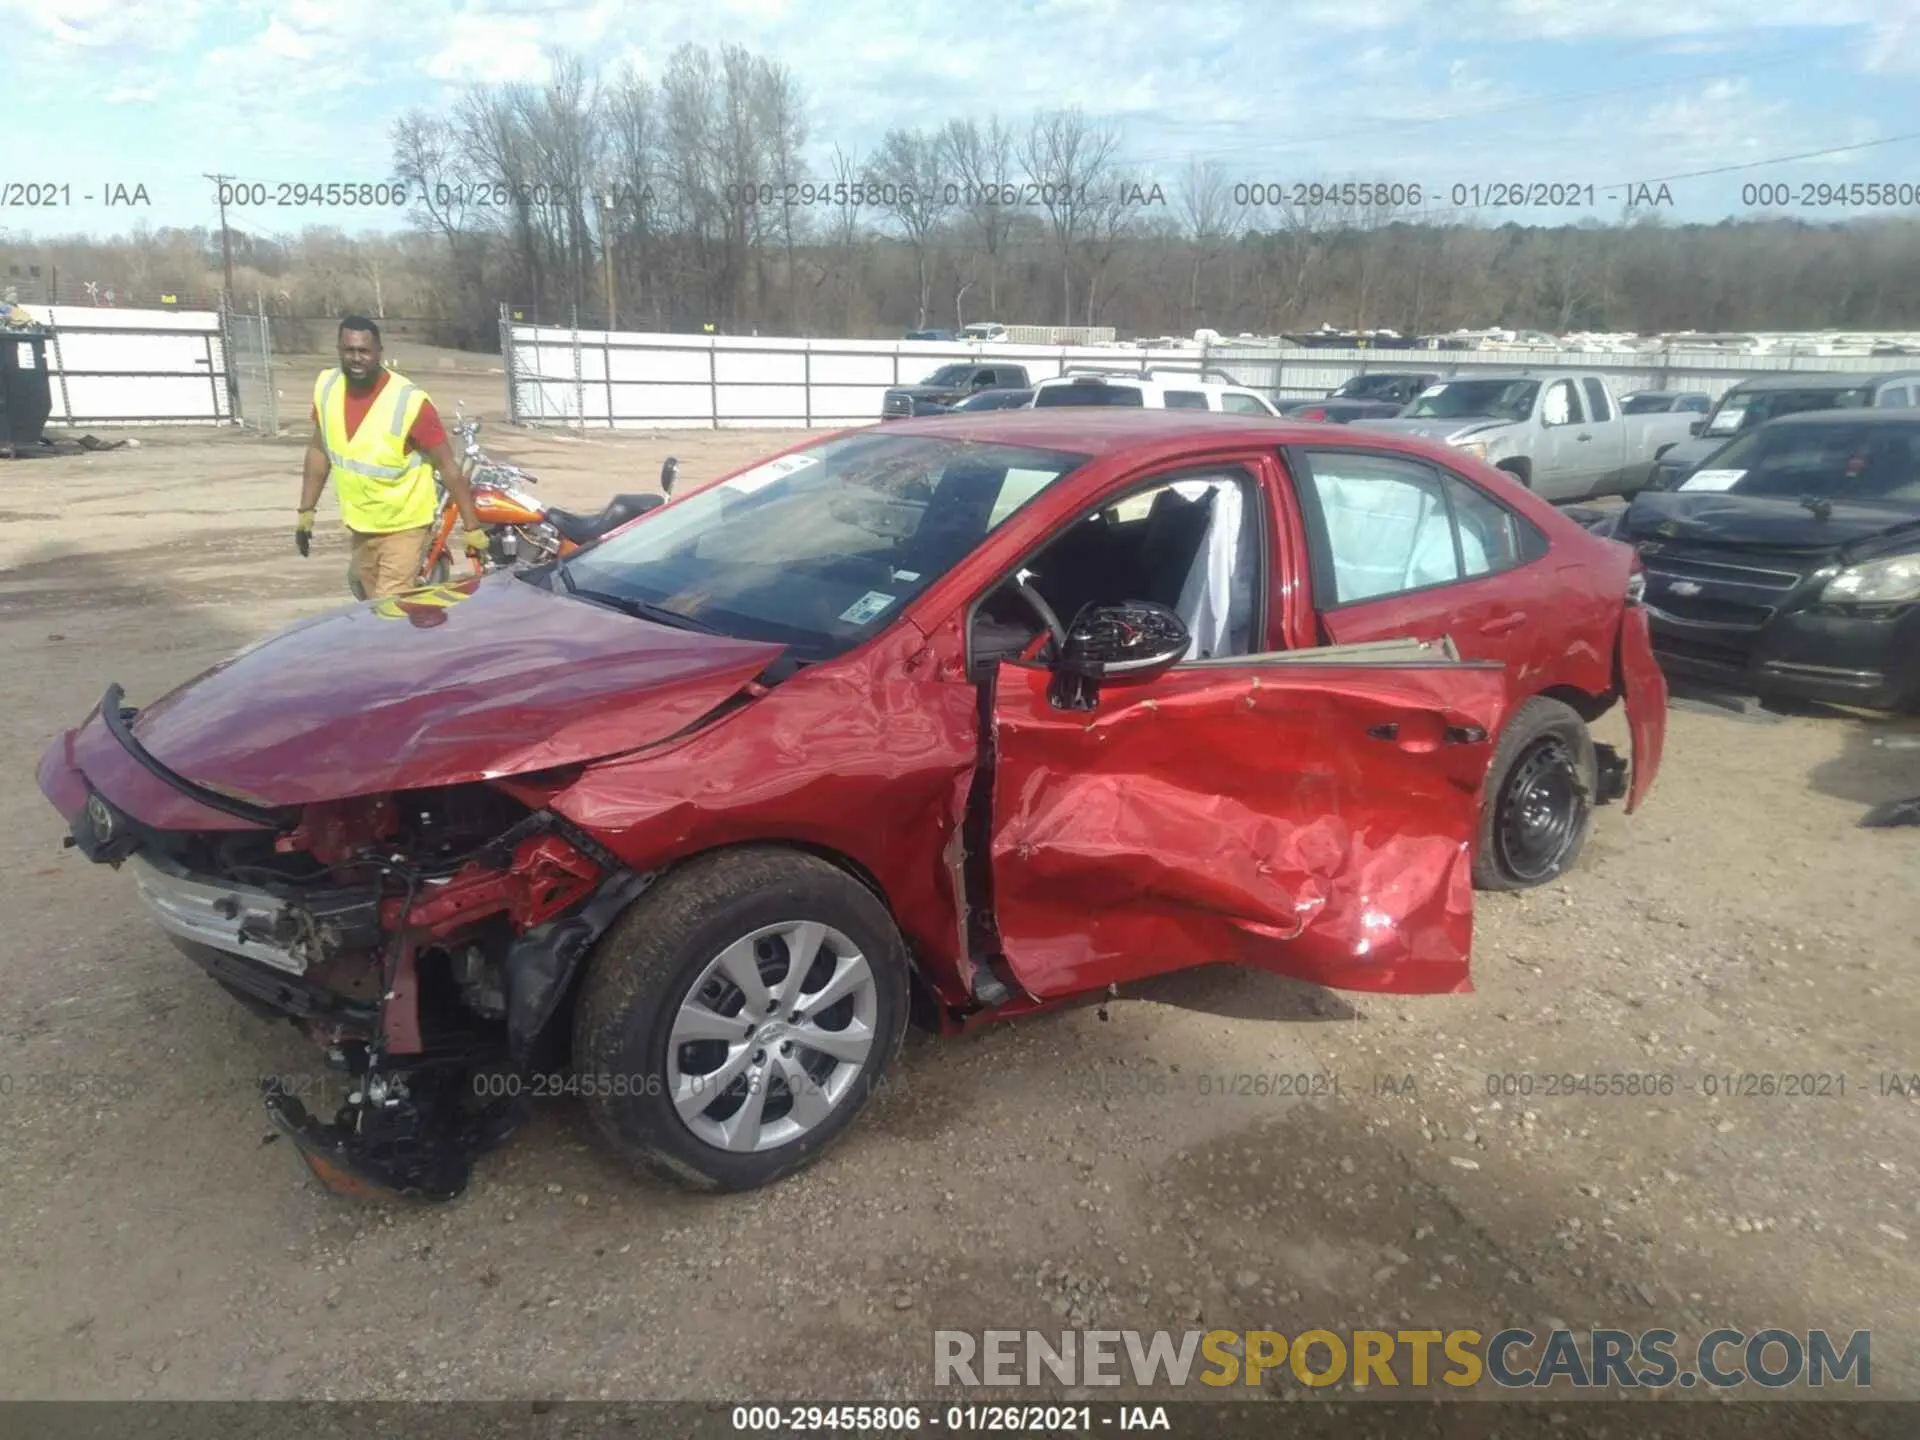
[572,847,910,1192]
[1473,696,1598,891]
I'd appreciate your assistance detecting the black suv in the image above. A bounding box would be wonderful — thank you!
[1648,370,1920,489]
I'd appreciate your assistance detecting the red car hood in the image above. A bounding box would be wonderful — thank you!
[50,574,786,825]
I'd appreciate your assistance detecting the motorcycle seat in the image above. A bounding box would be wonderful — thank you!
[546,493,663,545]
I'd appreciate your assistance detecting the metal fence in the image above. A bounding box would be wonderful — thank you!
[21,304,236,426]
[225,303,278,435]
[501,314,1920,432]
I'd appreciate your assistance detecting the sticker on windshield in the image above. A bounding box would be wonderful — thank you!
[1705,406,1746,433]
[839,591,897,625]
[1679,468,1746,492]
[724,453,819,494]
[1417,384,1447,398]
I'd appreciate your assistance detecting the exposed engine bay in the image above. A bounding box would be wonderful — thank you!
[71,768,651,1202]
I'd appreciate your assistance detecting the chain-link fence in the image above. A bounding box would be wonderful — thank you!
[224,303,277,435]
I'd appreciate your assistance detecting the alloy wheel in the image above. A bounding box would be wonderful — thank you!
[667,921,878,1154]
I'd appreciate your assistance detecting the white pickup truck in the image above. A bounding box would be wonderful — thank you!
[1357,371,1698,501]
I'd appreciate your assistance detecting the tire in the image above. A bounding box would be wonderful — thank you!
[1472,697,1599,892]
[572,846,910,1192]
[1496,460,1532,490]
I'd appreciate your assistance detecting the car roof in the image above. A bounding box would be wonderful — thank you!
[1763,409,1920,428]
[1728,371,1920,391]
[876,406,1423,455]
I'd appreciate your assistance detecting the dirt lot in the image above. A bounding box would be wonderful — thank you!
[3,374,1919,1409]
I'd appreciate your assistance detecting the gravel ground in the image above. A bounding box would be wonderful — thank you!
[2,397,1918,1411]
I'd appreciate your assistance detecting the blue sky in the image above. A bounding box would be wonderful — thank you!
[3,0,1918,237]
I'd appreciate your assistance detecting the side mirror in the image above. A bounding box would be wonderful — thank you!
[1688,420,1704,436]
[1049,601,1190,709]
[660,456,679,496]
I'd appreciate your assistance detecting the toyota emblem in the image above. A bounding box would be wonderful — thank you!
[85,794,115,840]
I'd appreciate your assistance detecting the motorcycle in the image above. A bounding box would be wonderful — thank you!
[407,407,677,586]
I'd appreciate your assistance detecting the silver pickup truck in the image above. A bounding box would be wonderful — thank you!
[1357,371,1697,501]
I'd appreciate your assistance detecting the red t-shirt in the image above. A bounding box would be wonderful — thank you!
[312,369,446,452]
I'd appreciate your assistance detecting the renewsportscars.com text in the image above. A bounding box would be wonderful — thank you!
[933,1328,1871,1390]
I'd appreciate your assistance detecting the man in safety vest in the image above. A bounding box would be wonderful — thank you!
[297,315,485,599]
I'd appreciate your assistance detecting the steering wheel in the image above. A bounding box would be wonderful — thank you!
[1010,568,1067,656]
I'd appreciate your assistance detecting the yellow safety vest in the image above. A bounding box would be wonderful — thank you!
[313,367,437,533]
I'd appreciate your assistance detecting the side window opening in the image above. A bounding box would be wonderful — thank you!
[968,469,1263,675]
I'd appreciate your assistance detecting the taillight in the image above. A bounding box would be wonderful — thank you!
[1625,570,1646,605]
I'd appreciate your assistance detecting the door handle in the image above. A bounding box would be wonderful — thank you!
[1576,432,1593,441]
[1479,610,1528,636]
[1366,721,1486,747]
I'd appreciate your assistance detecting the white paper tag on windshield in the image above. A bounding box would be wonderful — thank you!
[1417,384,1446,398]
[839,591,896,625]
[1680,468,1746,492]
[724,453,818,494]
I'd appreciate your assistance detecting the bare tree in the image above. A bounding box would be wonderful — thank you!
[1081,168,1151,325]
[938,115,1017,317]
[1176,158,1242,327]
[824,144,866,331]
[865,127,952,330]
[756,60,809,332]
[1018,107,1121,327]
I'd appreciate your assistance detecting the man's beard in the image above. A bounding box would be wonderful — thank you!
[343,362,381,390]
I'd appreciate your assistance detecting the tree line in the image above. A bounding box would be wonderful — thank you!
[7,42,1920,349]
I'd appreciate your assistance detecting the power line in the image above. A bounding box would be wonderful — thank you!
[1610,131,1920,187]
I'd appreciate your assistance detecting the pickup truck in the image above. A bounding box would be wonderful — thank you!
[1356,370,1698,501]
[881,362,1032,419]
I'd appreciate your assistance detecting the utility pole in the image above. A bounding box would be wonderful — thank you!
[203,172,237,311]
[601,190,617,331]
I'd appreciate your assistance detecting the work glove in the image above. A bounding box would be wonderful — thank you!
[295,509,315,557]
[463,528,491,561]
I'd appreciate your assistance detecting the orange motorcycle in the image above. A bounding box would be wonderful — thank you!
[407,408,677,588]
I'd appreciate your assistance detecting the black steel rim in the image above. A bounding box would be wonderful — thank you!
[1495,736,1586,883]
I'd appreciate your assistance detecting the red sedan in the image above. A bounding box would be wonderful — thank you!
[38,410,1666,1199]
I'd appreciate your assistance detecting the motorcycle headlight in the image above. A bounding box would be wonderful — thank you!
[1821,553,1920,605]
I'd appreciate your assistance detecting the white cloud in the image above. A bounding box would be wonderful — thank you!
[6,0,208,49]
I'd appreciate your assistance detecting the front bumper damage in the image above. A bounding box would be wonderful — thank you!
[53,684,652,1202]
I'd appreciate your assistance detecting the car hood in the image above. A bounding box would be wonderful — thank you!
[64,573,788,817]
[1620,489,1920,551]
[1654,435,1733,472]
[1356,415,1509,442]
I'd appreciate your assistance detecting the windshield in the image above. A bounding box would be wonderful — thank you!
[1701,386,1869,437]
[1679,420,1920,507]
[1334,374,1411,400]
[921,364,976,387]
[557,433,1090,660]
[1404,379,1539,421]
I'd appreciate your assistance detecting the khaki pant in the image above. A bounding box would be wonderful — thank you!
[349,525,430,600]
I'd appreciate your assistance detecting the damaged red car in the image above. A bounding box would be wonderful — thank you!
[38,410,1666,1200]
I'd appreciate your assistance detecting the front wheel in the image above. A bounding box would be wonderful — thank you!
[1472,697,1598,891]
[572,847,910,1192]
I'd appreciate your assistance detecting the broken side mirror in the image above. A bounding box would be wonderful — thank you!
[1048,601,1191,710]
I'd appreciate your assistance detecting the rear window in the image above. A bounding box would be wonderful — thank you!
[1034,382,1145,408]
[1163,390,1210,410]
[1704,386,1869,436]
